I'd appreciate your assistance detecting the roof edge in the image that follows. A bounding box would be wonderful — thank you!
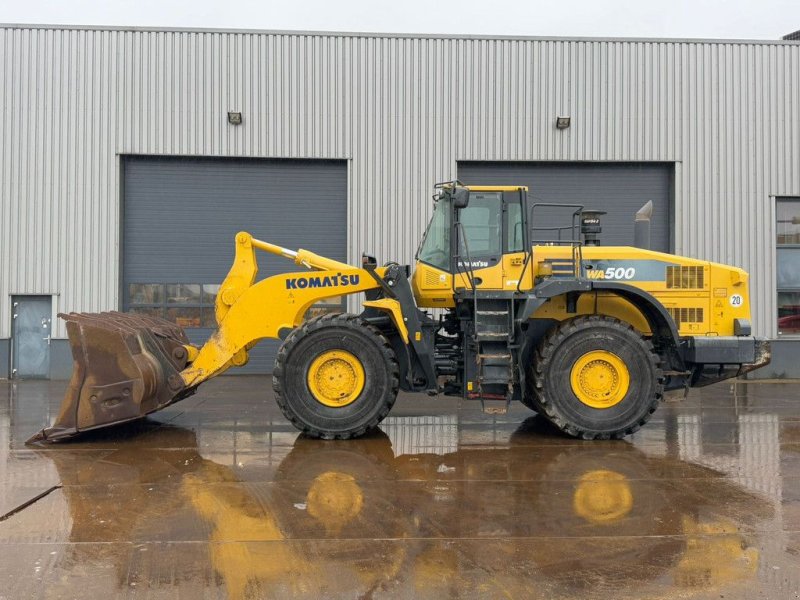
[1,22,799,46]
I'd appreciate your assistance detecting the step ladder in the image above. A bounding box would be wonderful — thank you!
[473,300,515,414]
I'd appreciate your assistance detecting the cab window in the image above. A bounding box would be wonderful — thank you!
[458,193,502,256]
[506,200,524,252]
[417,199,451,270]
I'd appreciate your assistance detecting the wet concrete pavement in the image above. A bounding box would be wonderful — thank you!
[1,378,799,599]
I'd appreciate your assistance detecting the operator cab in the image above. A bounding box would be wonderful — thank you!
[412,182,529,307]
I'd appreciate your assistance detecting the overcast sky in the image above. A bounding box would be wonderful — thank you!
[2,0,799,40]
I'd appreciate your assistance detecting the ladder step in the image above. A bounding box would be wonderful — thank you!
[476,310,507,315]
[478,353,512,359]
[476,332,509,340]
[480,398,509,415]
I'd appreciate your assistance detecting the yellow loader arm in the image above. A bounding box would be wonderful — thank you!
[27,232,387,443]
[182,232,388,386]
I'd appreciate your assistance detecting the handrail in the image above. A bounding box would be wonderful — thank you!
[528,203,587,279]
[453,221,479,324]
[453,222,476,290]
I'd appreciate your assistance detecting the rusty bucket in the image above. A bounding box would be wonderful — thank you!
[26,312,197,443]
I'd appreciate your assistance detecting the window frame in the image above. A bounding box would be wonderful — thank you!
[127,283,220,329]
[776,197,800,337]
[456,192,504,259]
[126,282,345,329]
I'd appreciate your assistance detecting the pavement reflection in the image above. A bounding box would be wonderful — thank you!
[2,379,799,598]
[2,413,780,599]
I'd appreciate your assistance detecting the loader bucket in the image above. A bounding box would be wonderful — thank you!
[26,312,197,444]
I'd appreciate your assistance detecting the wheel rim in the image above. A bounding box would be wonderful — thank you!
[572,469,633,524]
[569,350,630,409]
[307,350,365,407]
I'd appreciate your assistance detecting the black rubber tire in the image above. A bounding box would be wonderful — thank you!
[272,313,399,440]
[529,315,664,440]
[519,390,540,412]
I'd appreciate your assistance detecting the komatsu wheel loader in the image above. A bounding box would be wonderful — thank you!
[28,182,770,443]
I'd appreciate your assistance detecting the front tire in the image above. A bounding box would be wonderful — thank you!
[531,316,663,439]
[273,313,399,439]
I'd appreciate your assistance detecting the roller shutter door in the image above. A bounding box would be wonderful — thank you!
[458,162,672,251]
[123,156,347,373]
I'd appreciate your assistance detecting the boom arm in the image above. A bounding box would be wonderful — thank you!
[180,232,386,387]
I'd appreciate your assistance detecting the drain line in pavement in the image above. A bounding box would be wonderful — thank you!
[0,485,62,522]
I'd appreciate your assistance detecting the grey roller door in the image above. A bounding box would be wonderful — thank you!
[458,162,672,252]
[123,156,347,373]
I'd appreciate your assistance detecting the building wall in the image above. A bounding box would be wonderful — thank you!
[1,25,799,348]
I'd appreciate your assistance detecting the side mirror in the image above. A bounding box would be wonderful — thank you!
[453,187,470,209]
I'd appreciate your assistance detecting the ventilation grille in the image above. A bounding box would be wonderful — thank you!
[667,307,704,327]
[666,266,704,289]
[425,270,442,287]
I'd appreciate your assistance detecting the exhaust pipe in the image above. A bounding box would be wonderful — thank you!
[634,201,653,250]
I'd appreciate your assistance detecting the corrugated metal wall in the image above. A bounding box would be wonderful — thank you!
[1,25,799,339]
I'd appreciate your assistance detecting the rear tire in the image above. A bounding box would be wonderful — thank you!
[273,313,399,439]
[531,316,663,440]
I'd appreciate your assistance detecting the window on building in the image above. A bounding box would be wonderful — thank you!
[777,198,800,336]
[128,283,220,328]
[127,283,343,328]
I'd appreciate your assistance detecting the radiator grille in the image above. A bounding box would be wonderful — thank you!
[666,265,704,289]
[667,307,704,327]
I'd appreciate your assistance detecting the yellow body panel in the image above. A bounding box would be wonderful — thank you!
[412,252,533,308]
[413,244,751,337]
[362,298,410,343]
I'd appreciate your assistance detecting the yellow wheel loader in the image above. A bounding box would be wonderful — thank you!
[28,182,770,443]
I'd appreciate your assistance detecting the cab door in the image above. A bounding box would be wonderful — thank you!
[500,191,532,291]
[455,190,528,291]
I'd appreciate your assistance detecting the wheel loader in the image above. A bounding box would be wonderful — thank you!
[28,182,771,443]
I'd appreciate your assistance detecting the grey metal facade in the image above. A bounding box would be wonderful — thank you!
[1,24,799,376]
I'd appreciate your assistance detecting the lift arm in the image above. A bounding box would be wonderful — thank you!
[180,232,388,387]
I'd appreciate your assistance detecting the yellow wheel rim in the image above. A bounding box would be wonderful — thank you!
[570,350,630,409]
[307,350,365,407]
[573,469,634,524]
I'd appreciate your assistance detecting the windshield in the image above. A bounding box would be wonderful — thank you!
[417,200,451,270]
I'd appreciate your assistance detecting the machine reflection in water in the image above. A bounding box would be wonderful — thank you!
[22,413,775,600]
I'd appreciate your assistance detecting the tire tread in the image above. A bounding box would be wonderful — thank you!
[272,313,399,440]
[530,315,664,440]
